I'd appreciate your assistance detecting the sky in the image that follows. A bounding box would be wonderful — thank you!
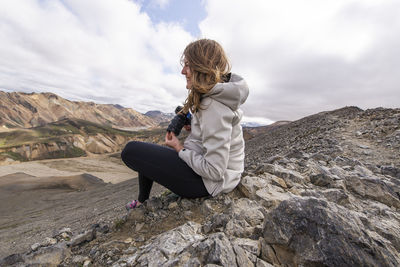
[0,0,399,124]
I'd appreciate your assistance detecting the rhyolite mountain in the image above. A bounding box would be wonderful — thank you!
[0,91,157,129]
[144,110,174,124]
[2,106,399,266]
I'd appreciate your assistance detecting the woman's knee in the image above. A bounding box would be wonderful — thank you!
[121,141,141,162]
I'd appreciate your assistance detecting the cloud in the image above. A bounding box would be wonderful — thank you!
[1,0,399,123]
[200,0,400,120]
[0,0,192,113]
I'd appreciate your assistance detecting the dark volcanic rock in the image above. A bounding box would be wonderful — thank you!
[263,197,399,267]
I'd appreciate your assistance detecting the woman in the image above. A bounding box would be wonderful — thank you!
[122,39,249,209]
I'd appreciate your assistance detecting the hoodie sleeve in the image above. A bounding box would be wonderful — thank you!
[178,99,233,181]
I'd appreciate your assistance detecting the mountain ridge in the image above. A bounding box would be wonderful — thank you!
[0,91,157,129]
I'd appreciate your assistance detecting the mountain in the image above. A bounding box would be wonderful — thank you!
[2,106,399,266]
[0,118,167,164]
[144,110,174,124]
[0,91,157,129]
[243,120,291,141]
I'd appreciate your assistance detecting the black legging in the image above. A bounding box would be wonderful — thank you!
[121,141,210,203]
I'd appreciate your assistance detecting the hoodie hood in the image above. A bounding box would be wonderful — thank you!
[204,73,249,111]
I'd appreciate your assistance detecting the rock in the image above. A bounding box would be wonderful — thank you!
[180,198,194,210]
[145,197,163,212]
[43,237,57,246]
[232,238,260,257]
[263,197,400,266]
[256,258,274,267]
[128,221,205,266]
[225,218,255,238]
[201,199,215,215]
[267,164,307,186]
[31,243,41,251]
[203,213,230,234]
[381,165,400,179]
[270,175,287,189]
[68,228,96,247]
[24,243,70,266]
[233,244,253,267]
[191,232,237,267]
[345,176,400,209]
[321,188,350,206]
[168,201,178,209]
[72,255,87,264]
[308,161,340,187]
[229,198,264,227]
[354,165,374,177]
[0,253,23,266]
[255,186,292,209]
[238,176,269,199]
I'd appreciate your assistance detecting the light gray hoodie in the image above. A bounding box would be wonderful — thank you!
[178,73,249,196]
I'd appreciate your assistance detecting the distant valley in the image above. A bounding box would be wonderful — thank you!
[0,91,176,164]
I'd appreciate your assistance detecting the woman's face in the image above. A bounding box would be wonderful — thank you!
[181,59,192,89]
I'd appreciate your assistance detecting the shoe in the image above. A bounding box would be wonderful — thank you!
[125,200,141,211]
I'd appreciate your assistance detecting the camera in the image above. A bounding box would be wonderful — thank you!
[167,106,191,136]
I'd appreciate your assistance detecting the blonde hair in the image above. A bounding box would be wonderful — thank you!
[181,39,231,113]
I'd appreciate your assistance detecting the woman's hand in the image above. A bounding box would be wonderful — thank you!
[165,132,184,152]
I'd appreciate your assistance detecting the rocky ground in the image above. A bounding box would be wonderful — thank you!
[1,106,399,266]
[0,154,164,259]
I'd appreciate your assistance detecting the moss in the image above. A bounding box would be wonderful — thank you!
[1,151,28,162]
[114,218,126,230]
[45,146,86,159]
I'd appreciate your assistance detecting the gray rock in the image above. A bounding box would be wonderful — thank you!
[345,176,400,209]
[233,244,253,267]
[225,218,255,238]
[381,165,400,179]
[263,197,400,266]
[24,243,70,266]
[72,255,87,264]
[270,164,307,186]
[256,258,274,267]
[255,186,292,209]
[238,176,269,199]
[180,198,194,210]
[192,232,237,267]
[31,243,41,251]
[201,199,215,215]
[0,253,23,266]
[145,197,163,212]
[203,213,230,234]
[231,238,260,257]
[321,188,350,206]
[229,198,264,227]
[68,228,96,247]
[129,221,205,266]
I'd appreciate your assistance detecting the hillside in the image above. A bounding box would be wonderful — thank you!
[0,118,169,164]
[1,106,399,266]
[0,91,157,129]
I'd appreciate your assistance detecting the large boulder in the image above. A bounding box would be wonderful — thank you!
[262,196,400,267]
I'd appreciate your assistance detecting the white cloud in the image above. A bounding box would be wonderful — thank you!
[0,0,192,113]
[1,0,399,123]
[200,0,400,120]
[242,116,274,126]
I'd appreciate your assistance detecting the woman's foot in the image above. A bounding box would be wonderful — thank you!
[125,200,142,211]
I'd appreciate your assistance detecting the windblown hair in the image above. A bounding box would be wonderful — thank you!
[181,39,231,114]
